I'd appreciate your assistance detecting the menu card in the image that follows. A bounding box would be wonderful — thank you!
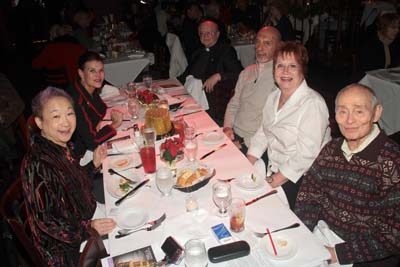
[106,246,156,267]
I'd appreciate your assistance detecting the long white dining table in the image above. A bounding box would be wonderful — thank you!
[99,79,330,266]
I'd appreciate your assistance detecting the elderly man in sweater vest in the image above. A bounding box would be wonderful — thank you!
[295,84,400,266]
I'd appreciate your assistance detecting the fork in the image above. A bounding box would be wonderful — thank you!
[253,223,300,238]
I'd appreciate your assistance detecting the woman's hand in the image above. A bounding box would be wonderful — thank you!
[110,110,123,129]
[223,127,235,140]
[268,171,288,188]
[91,218,116,236]
[92,145,107,168]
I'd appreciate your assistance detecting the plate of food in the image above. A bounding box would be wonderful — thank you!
[116,208,149,229]
[263,233,298,261]
[174,163,216,192]
[110,156,132,170]
[235,173,264,191]
[106,171,141,198]
[202,131,224,145]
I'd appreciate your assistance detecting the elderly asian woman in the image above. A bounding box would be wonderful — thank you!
[247,42,331,210]
[21,87,115,266]
[67,51,123,157]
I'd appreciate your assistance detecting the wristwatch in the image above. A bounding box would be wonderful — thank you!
[266,175,274,184]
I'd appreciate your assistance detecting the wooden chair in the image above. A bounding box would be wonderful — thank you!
[0,178,108,267]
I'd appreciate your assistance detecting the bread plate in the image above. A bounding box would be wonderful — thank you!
[173,163,216,193]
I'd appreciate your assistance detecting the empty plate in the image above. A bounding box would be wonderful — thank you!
[202,131,224,145]
[235,173,264,191]
[116,208,149,229]
[263,234,298,261]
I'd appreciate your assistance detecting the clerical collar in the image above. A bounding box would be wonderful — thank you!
[341,124,380,161]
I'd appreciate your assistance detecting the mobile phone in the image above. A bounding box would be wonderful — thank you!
[161,236,184,265]
[211,223,233,244]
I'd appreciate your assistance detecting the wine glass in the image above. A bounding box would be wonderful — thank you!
[156,167,173,197]
[212,181,232,217]
[184,138,198,163]
[127,98,138,120]
[143,74,153,90]
[184,121,196,140]
[184,239,208,267]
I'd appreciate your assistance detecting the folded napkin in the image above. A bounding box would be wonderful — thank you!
[112,139,138,153]
[313,220,352,267]
[184,75,209,110]
[253,159,289,206]
[100,84,120,99]
[79,150,93,166]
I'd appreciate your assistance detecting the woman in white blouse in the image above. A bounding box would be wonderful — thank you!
[247,41,331,210]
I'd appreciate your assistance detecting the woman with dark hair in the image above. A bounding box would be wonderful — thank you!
[247,42,331,210]
[360,13,400,72]
[67,51,123,157]
[266,0,295,41]
[21,87,115,266]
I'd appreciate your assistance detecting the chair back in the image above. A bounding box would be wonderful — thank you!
[79,229,108,267]
[42,67,69,89]
[166,33,188,78]
[0,178,47,266]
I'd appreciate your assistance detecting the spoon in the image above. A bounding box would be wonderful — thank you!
[252,223,301,238]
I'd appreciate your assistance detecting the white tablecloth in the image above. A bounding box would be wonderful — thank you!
[100,80,330,266]
[359,67,400,135]
[233,42,255,68]
[104,54,153,86]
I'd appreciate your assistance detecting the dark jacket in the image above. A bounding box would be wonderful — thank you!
[67,80,116,157]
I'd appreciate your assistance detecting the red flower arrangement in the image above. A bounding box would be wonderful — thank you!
[137,89,158,104]
[160,137,184,163]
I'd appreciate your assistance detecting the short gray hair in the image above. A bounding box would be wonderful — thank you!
[32,87,74,118]
[335,83,379,110]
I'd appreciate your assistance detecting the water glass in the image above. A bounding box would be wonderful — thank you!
[156,167,173,196]
[229,198,246,232]
[126,82,137,99]
[172,117,185,140]
[142,127,156,146]
[184,138,198,162]
[184,121,196,140]
[127,98,138,120]
[212,181,232,217]
[184,239,208,267]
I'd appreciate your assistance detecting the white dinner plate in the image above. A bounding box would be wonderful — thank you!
[202,131,224,146]
[182,103,202,112]
[235,173,264,191]
[110,156,132,170]
[116,208,149,229]
[263,233,298,261]
[106,171,141,198]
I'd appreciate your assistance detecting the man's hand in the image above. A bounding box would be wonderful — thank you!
[326,246,338,264]
[91,218,116,236]
[223,127,235,140]
[203,73,221,93]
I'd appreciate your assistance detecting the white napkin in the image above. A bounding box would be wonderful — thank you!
[112,139,138,153]
[100,84,120,99]
[184,75,209,110]
[79,150,93,166]
[253,159,289,206]
[313,220,352,267]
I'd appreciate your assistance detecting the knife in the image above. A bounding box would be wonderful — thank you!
[245,190,278,206]
[115,179,149,206]
[200,143,227,160]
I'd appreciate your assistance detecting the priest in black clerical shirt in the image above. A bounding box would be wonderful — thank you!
[178,19,243,122]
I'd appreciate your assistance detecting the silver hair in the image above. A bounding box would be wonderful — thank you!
[32,87,74,118]
[335,83,379,110]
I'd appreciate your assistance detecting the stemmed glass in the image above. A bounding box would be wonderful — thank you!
[156,167,173,197]
[212,181,232,217]
[143,74,153,91]
[127,98,138,121]
[184,138,198,163]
